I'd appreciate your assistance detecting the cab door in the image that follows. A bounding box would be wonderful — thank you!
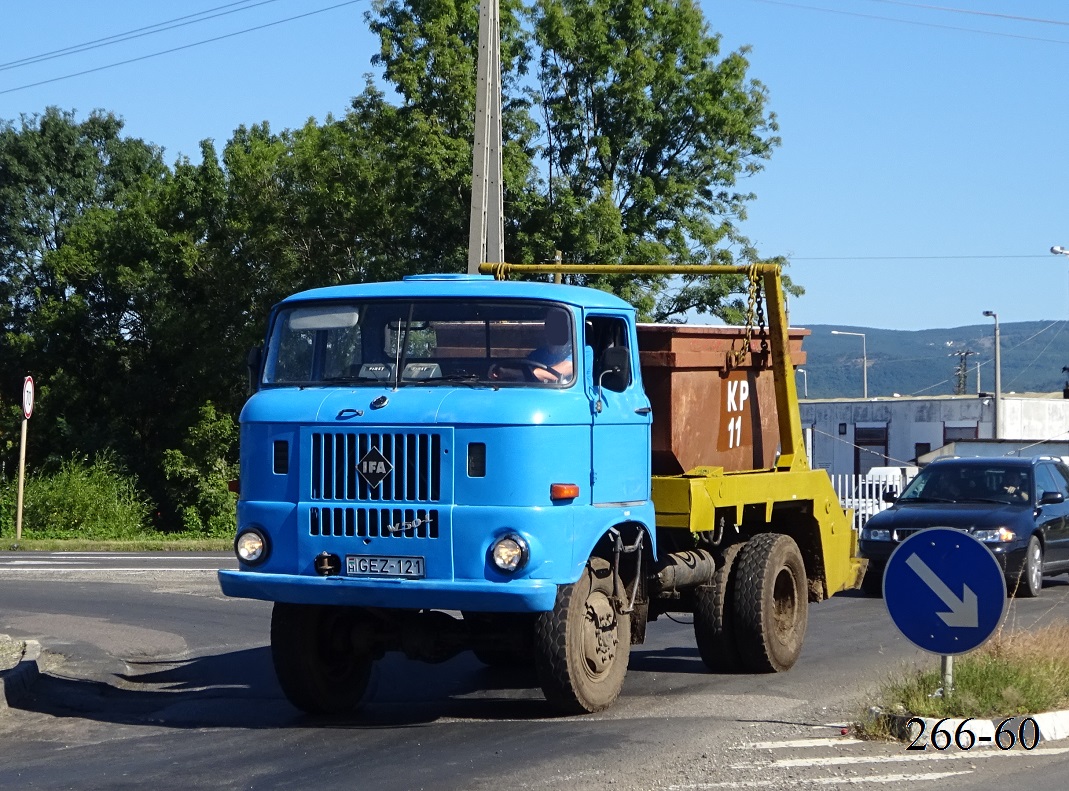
[586,313,651,505]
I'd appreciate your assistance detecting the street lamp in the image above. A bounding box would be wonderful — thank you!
[831,330,867,398]
[796,367,808,397]
[983,310,1001,439]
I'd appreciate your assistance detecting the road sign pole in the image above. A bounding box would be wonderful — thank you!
[15,417,28,544]
[941,654,954,696]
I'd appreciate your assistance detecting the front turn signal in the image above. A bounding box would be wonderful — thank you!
[550,483,580,501]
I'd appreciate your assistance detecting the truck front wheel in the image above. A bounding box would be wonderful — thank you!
[271,602,373,715]
[534,557,631,714]
[732,533,808,673]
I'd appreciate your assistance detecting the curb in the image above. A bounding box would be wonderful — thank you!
[0,636,42,710]
[879,709,1069,748]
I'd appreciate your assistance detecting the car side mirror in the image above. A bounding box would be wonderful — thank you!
[882,490,898,504]
[1039,491,1065,506]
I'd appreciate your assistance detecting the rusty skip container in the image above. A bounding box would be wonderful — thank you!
[637,323,809,476]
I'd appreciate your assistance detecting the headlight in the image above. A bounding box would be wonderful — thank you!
[235,528,269,564]
[862,527,892,541]
[973,527,1016,543]
[490,533,529,573]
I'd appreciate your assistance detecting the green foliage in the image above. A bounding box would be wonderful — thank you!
[0,454,152,540]
[162,403,238,536]
[526,0,783,321]
[1,3,790,534]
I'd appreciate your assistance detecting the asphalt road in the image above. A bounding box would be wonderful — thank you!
[1,553,1068,791]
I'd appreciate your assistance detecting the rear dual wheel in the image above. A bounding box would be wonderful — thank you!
[730,534,809,673]
[693,543,744,672]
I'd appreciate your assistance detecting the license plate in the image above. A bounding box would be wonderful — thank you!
[345,555,425,578]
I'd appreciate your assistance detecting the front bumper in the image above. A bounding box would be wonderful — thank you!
[859,539,1027,579]
[217,568,559,612]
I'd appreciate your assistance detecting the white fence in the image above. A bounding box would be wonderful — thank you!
[830,472,917,531]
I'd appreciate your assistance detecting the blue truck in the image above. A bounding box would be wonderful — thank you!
[218,263,861,714]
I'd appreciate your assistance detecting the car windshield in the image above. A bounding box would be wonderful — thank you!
[262,298,575,388]
[898,464,1033,505]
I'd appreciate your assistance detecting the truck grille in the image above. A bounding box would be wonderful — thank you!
[310,432,443,503]
[310,506,439,539]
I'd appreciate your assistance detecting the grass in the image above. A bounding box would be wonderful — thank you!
[3,538,231,552]
[856,620,1069,739]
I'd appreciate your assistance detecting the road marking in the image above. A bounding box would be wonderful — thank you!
[736,738,864,749]
[667,771,973,788]
[0,568,224,573]
[738,745,1069,769]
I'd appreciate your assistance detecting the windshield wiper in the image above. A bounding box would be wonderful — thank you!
[903,496,957,503]
[411,374,485,387]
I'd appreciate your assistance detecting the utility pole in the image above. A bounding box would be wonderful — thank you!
[949,349,976,395]
[467,0,504,273]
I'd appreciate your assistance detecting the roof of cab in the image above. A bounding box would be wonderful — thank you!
[278,273,634,312]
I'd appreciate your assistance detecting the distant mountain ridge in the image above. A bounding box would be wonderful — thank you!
[795,321,1069,399]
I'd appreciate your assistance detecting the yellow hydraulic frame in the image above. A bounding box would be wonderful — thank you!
[480,262,864,597]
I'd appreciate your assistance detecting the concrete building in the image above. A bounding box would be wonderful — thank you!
[800,393,1069,476]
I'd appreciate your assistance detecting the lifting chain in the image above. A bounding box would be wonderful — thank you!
[731,264,768,365]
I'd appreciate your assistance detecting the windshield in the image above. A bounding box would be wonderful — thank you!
[262,299,576,388]
[898,464,1033,505]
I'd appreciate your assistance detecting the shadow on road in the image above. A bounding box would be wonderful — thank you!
[11,645,570,729]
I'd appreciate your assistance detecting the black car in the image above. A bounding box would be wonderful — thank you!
[858,456,1069,597]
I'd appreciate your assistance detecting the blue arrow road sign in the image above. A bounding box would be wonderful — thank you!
[884,527,1007,655]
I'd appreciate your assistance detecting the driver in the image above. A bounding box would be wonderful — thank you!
[527,310,573,382]
[490,309,574,383]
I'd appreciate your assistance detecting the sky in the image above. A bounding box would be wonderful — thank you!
[2,0,1069,331]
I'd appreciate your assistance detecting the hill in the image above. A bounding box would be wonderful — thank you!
[795,321,1069,399]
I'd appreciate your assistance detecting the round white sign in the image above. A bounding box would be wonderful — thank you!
[22,376,34,419]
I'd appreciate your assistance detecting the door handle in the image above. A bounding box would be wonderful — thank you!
[634,407,652,415]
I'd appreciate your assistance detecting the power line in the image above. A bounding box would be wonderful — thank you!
[0,1,278,72]
[869,0,1069,28]
[747,0,1069,45]
[0,1,364,96]
[789,254,1052,261]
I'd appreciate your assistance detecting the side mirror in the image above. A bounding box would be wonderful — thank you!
[598,346,631,394]
[1039,490,1065,506]
[882,490,898,504]
[247,345,263,394]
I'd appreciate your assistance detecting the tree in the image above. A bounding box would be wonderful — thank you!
[527,0,786,321]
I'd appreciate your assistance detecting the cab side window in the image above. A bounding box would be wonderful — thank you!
[586,315,631,393]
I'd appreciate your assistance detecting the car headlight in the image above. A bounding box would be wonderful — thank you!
[490,533,529,573]
[973,526,1016,543]
[235,528,269,564]
[862,527,892,541]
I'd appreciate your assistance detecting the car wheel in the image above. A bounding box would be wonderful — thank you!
[860,564,884,597]
[693,543,744,673]
[1013,536,1043,598]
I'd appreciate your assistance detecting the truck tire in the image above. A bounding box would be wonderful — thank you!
[534,557,631,714]
[693,543,743,672]
[464,612,534,668]
[271,602,372,715]
[732,533,808,673]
